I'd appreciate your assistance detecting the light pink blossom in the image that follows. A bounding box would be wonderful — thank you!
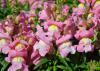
[77,38,94,52]
[58,41,76,57]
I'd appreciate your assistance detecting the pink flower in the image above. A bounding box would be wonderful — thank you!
[43,20,64,40]
[13,31,36,46]
[9,39,29,51]
[33,25,53,56]
[6,51,28,71]
[75,28,94,40]
[77,38,94,52]
[5,39,29,71]
[73,3,86,15]
[0,32,11,54]
[62,5,70,15]
[38,2,54,20]
[39,10,50,20]
[33,40,52,56]
[58,41,76,57]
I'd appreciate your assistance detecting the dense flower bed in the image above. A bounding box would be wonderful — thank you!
[0,0,100,71]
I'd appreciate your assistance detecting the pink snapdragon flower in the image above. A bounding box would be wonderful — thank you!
[5,39,29,71]
[13,31,36,46]
[43,20,64,40]
[75,28,94,40]
[33,25,53,56]
[75,20,94,40]
[77,38,94,52]
[6,50,28,71]
[38,2,54,20]
[73,3,86,16]
[56,34,76,57]
[0,32,11,54]
[58,41,76,57]
[9,39,29,51]
[7,56,28,71]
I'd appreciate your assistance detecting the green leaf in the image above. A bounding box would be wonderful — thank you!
[53,65,57,71]
[46,67,52,71]
[34,58,48,70]
[1,60,9,71]
[58,56,72,71]
[56,65,67,70]
[0,53,10,71]
[95,67,100,70]
[23,1,30,11]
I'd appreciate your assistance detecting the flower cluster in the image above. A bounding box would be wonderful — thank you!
[0,0,100,71]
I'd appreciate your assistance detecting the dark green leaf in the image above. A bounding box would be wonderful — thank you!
[34,58,48,70]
